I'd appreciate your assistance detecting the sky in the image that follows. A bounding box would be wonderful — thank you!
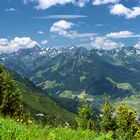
[1,0,140,53]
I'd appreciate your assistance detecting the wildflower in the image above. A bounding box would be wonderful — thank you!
[28,120,33,124]
[17,119,20,122]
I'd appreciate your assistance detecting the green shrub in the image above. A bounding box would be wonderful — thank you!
[134,128,140,140]
[115,103,139,139]
[77,98,96,130]
[100,97,116,132]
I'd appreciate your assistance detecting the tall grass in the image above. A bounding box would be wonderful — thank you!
[0,117,114,140]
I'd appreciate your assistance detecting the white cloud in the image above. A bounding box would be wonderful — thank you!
[22,0,140,20]
[50,20,96,38]
[50,20,74,36]
[36,0,73,9]
[90,37,124,50]
[38,31,44,35]
[0,38,8,46]
[106,31,140,38]
[51,20,74,30]
[0,37,38,53]
[41,15,87,19]
[134,40,140,49]
[127,7,140,19]
[25,0,89,9]
[110,4,140,19]
[5,8,17,12]
[106,31,134,38]
[93,0,119,5]
[74,0,89,7]
[41,40,48,45]
[110,4,131,16]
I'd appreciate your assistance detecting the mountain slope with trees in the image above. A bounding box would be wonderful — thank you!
[0,65,76,126]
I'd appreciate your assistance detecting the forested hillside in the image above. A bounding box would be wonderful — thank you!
[0,65,76,126]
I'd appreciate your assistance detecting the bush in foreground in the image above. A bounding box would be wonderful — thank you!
[77,96,140,140]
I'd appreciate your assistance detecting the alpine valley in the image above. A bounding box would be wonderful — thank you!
[1,45,140,114]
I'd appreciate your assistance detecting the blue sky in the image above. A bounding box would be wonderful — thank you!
[0,0,140,52]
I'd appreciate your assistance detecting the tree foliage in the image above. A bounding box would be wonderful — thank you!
[0,65,23,118]
[77,96,140,139]
[134,128,140,140]
[115,103,139,139]
[100,96,116,132]
[77,98,95,130]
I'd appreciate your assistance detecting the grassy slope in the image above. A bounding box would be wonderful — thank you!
[12,72,76,126]
[0,117,113,140]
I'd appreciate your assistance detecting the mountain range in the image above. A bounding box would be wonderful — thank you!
[1,45,140,113]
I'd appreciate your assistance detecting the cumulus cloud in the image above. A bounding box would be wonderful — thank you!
[110,4,131,16]
[127,7,140,19]
[36,0,73,9]
[90,37,124,50]
[0,37,38,53]
[110,4,140,19]
[50,20,74,36]
[51,20,74,31]
[24,0,89,9]
[50,20,96,38]
[23,0,140,20]
[41,40,48,45]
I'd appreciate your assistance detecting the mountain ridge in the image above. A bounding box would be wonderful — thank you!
[1,45,140,98]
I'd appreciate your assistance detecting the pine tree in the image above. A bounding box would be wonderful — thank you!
[0,65,23,118]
